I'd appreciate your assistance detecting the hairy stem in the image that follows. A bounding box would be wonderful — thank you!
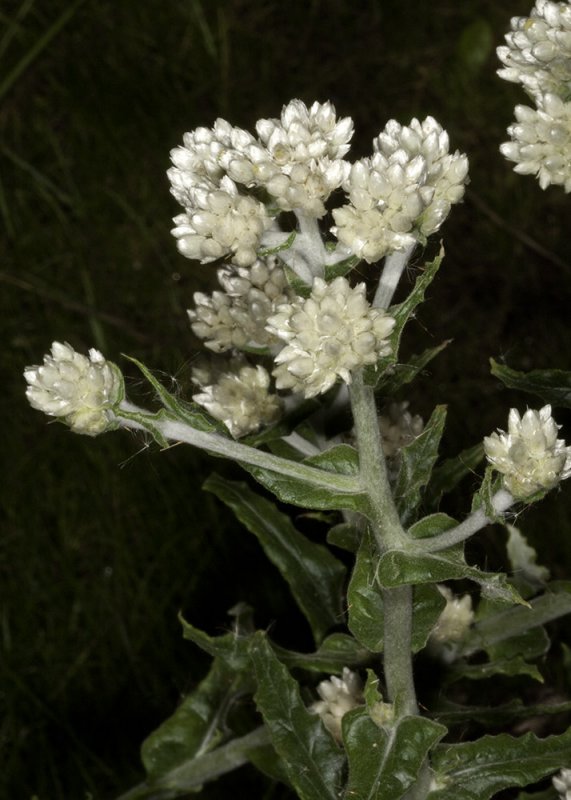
[349,371,419,723]
[373,242,417,309]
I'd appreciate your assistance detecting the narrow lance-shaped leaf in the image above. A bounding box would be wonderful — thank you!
[204,473,346,644]
[343,709,446,800]
[366,247,444,386]
[393,405,448,524]
[377,545,527,606]
[426,442,485,508]
[376,339,451,396]
[490,358,571,409]
[244,443,369,513]
[430,727,571,800]
[250,632,346,800]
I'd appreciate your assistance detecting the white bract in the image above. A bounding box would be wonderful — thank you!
[497,0,571,99]
[188,257,293,353]
[192,363,282,438]
[484,405,571,497]
[24,342,122,436]
[309,668,363,742]
[554,768,571,800]
[266,276,395,398]
[506,524,550,585]
[332,116,468,263]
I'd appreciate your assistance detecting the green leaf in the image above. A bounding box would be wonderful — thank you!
[343,710,446,800]
[124,355,224,433]
[141,658,246,781]
[447,655,544,683]
[393,405,448,524]
[204,474,346,643]
[408,513,457,540]
[430,727,571,800]
[244,443,369,513]
[242,398,320,447]
[347,530,446,653]
[275,633,371,673]
[178,613,252,674]
[327,521,361,552]
[347,528,384,653]
[258,229,296,257]
[377,545,527,606]
[426,442,485,507]
[516,788,559,800]
[490,359,571,409]
[376,339,451,395]
[366,247,444,386]
[459,582,571,657]
[250,632,346,800]
[433,698,571,727]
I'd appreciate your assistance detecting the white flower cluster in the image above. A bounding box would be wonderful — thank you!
[191,362,282,438]
[554,768,571,800]
[430,585,475,644]
[168,101,353,266]
[309,668,363,742]
[266,276,395,398]
[506,523,550,585]
[24,342,123,436]
[379,401,424,458]
[498,1,571,190]
[501,94,571,191]
[188,257,294,353]
[484,405,571,498]
[332,117,468,263]
[498,0,571,98]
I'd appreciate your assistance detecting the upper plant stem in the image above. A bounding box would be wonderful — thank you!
[349,372,419,716]
[373,243,417,309]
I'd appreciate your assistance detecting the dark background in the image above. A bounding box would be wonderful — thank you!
[3,1,571,797]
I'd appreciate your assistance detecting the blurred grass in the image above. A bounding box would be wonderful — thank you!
[2,0,571,797]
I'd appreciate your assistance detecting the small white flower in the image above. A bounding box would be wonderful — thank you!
[24,342,123,436]
[497,0,571,99]
[553,767,571,800]
[266,276,395,398]
[192,363,282,438]
[379,401,424,458]
[188,257,294,352]
[484,405,571,498]
[309,668,363,742]
[501,94,571,191]
[171,176,272,267]
[430,585,475,644]
[332,117,467,262]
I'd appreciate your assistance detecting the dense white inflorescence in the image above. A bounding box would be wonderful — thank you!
[500,94,571,191]
[24,342,122,436]
[430,585,475,643]
[554,768,571,800]
[266,276,395,398]
[188,257,294,353]
[309,668,363,742]
[379,401,425,457]
[191,363,282,438]
[484,405,571,497]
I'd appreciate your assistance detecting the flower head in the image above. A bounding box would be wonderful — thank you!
[171,176,271,267]
[332,117,467,262]
[24,342,123,436]
[266,276,395,398]
[192,362,282,438]
[188,257,294,352]
[430,585,475,644]
[553,767,571,800]
[484,405,571,497]
[379,401,424,458]
[501,94,571,191]
[309,668,363,742]
[497,0,571,99]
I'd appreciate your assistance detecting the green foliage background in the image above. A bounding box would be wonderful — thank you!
[2,0,571,797]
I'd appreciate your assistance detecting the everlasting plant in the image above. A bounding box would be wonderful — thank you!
[24,6,571,798]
